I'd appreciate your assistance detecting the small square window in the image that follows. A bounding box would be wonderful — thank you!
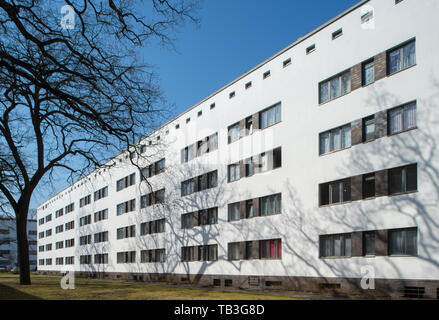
[332,29,343,40]
[197,110,202,117]
[148,141,152,146]
[186,118,190,123]
[245,81,252,89]
[229,91,235,99]
[306,44,316,55]
[361,11,373,24]
[175,123,180,129]
[157,135,160,141]
[283,58,291,68]
[210,103,215,109]
[395,0,403,4]
[263,71,271,79]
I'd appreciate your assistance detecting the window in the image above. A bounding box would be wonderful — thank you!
[38,218,44,225]
[186,117,190,123]
[319,124,351,155]
[362,59,375,86]
[55,225,63,234]
[65,238,74,248]
[56,257,64,265]
[228,242,240,260]
[260,239,282,259]
[79,215,91,227]
[140,219,165,235]
[210,103,215,109]
[207,171,217,188]
[319,179,351,206]
[228,202,241,221]
[363,174,376,199]
[246,200,254,219]
[116,199,136,215]
[260,103,281,129]
[181,144,195,163]
[45,244,52,251]
[45,214,52,223]
[245,81,252,89]
[389,228,417,256]
[332,28,343,40]
[140,144,147,153]
[283,58,291,68]
[80,235,92,245]
[117,225,136,239]
[363,116,375,142]
[319,70,351,104]
[80,255,92,265]
[228,163,240,183]
[117,251,136,263]
[197,110,202,117]
[94,209,108,222]
[79,194,91,208]
[65,203,74,213]
[388,102,416,135]
[361,10,373,24]
[65,220,74,230]
[181,247,195,262]
[94,254,108,264]
[55,241,63,249]
[94,231,108,243]
[129,151,136,159]
[245,116,253,135]
[260,193,281,216]
[45,229,52,237]
[55,208,64,218]
[141,249,165,263]
[388,40,416,75]
[116,173,136,191]
[175,123,180,129]
[198,207,218,226]
[263,70,271,79]
[395,0,403,4]
[228,122,240,143]
[320,234,351,258]
[94,186,108,201]
[229,91,235,99]
[388,164,417,195]
[181,179,195,196]
[306,44,316,54]
[199,244,218,262]
[363,232,376,256]
[207,133,218,152]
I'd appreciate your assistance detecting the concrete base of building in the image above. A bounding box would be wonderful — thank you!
[36,270,439,299]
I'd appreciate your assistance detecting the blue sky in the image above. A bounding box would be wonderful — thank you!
[31,0,361,209]
[142,0,360,118]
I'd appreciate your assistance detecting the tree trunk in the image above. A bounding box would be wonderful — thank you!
[16,205,31,285]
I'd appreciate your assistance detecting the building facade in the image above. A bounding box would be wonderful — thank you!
[0,218,37,271]
[36,0,439,298]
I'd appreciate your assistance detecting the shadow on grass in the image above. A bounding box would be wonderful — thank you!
[0,283,41,300]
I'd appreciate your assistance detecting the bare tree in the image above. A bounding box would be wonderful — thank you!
[0,0,200,284]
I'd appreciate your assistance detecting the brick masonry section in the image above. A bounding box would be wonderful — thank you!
[37,271,439,299]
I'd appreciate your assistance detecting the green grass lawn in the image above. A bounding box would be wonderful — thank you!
[0,273,298,300]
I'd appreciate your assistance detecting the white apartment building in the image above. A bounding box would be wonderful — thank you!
[0,218,37,271]
[36,0,439,298]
